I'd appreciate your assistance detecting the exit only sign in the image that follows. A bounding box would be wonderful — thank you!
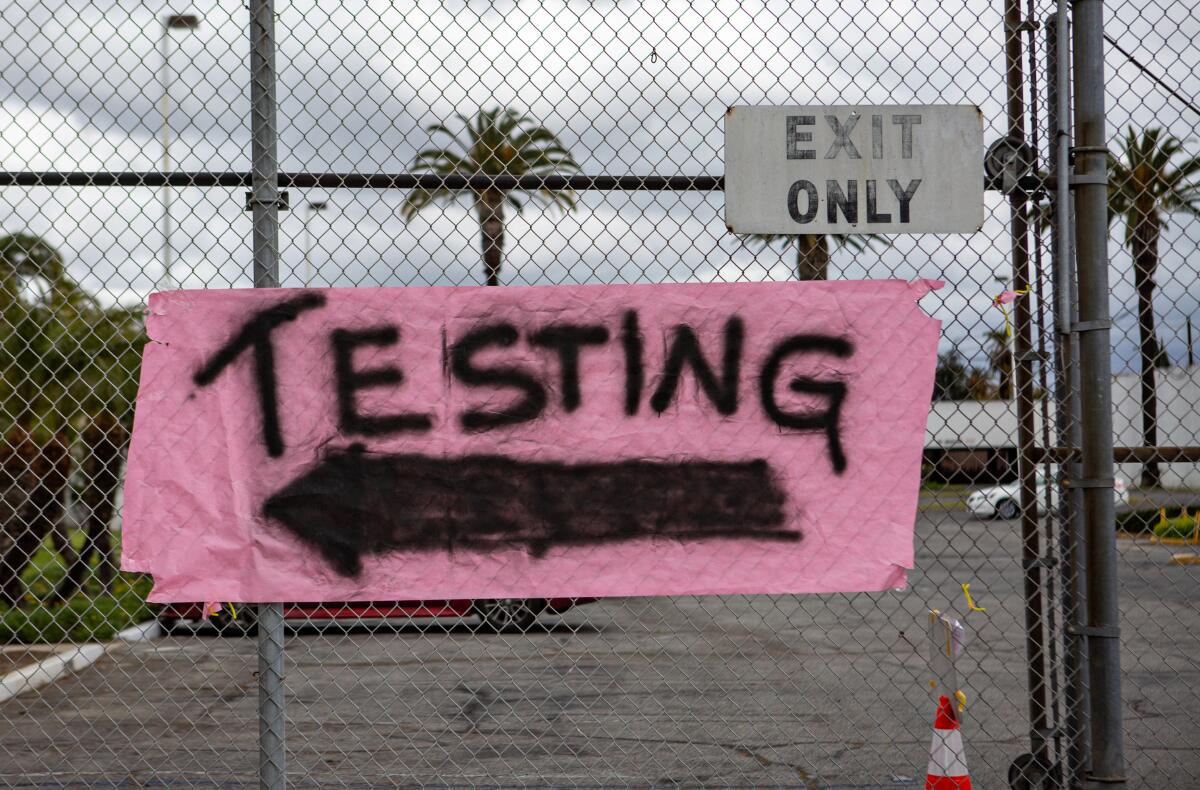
[724,105,983,235]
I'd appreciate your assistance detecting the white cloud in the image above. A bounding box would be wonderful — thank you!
[1,0,1198,371]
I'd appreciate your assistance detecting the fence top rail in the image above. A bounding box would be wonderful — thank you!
[1032,446,1200,463]
[0,171,1039,192]
[0,171,723,191]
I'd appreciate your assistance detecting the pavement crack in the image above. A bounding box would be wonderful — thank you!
[727,743,821,789]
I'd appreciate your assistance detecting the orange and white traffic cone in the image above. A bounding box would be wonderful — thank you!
[925,694,971,790]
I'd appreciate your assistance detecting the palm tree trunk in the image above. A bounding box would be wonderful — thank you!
[990,336,1014,400]
[0,428,68,606]
[795,235,830,280]
[1133,217,1161,488]
[998,365,1013,400]
[476,190,506,287]
[56,416,126,599]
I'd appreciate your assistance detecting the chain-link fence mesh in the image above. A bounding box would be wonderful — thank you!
[1,1,1197,788]
[1098,0,1200,785]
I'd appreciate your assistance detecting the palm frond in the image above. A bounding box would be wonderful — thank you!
[742,233,888,254]
[519,152,581,174]
[412,149,471,173]
[401,107,580,238]
[497,108,524,136]
[426,123,463,144]
[541,188,578,211]
[829,233,891,253]
[400,186,463,222]
[510,127,559,151]
[1108,128,1200,239]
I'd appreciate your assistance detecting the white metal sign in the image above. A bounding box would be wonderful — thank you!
[724,105,984,235]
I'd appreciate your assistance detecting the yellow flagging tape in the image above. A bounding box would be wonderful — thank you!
[992,288,1030,338]
[962,583,987,613]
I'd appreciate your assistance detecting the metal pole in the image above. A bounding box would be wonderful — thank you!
[250,0,281,291]
[1025,13,1070,775]
[249,1,286,789]
[257,604,287,790]
[302,215,311,286]
[159,25,174,290]
[1004,0,1052,771]
[302,200,326,287]
[1047,8,1092,785]
[1072,0,1126,782]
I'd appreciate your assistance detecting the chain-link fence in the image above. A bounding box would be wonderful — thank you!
[1,1,1198,788]
[1096,0,1200,785]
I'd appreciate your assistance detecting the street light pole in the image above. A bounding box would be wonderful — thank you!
[302,200,327,286]
[158,13,200,291]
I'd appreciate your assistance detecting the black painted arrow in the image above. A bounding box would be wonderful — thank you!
[262,446,796,577]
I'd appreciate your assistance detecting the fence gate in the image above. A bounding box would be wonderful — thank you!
[2,1,1199,789]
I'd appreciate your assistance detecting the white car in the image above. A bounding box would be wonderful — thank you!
[966,468,1129,519]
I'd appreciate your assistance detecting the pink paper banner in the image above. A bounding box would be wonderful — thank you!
[121,280,941,602]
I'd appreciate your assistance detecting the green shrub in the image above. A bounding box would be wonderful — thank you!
[0,530,155,644]
[0,575,154,644]
[1117,507,1192,534]
[1153,515,1200,541]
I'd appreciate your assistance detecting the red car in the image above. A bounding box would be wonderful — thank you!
[157,597,592,635]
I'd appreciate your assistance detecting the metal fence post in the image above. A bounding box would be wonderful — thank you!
[257,604,287,790]
[1003,0,1053,773]
[1071,0,1127,783]
[1047,7,1093,786]
[250,0,281,292]
[248,0,286,788]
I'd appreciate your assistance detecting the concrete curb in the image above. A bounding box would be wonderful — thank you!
[1150,535,1200,547]
[115,620,162,643]
[1115,531,1200,545]
[0,619,160,704]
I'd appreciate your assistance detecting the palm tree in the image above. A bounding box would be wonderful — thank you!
[1108,128,1200,487]
[745,233,888,281]
[401,107,581,286]
[934,350,972,401]
[0,234,96,430]
[933,348,996,402]
[965,367,998,401]
[983,327,1013,400]
[0,233,143,602]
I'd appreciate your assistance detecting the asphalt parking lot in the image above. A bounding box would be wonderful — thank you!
[2,496,1198,788]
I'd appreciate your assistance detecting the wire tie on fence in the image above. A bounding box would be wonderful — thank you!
[201,601,237,619]
[1072,319,1111,333]
[1069,172,1108,186]
[1069,143,1110,168]
[961,583,987,613]
[992,288,1029,338]
[1063,477,1113,489]
[244,190,290,211]
[1066,624,1120,639]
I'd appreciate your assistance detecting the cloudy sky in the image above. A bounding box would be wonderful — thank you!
[2,0,1198,375]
